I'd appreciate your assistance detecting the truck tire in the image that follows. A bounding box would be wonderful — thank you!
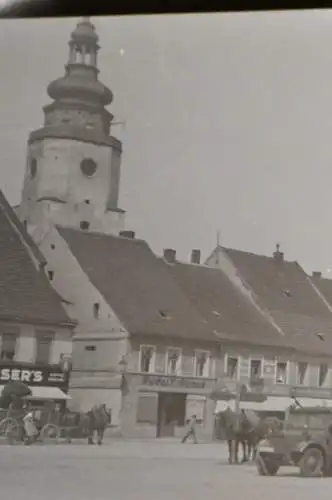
[299,447,324,477]
[256,454,279,476]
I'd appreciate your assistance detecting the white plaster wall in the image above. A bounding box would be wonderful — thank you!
[68,387,122,424]
[15,325,35,363]
[20,137,125,235]
[30,138,116,207]
[32,226,129,369]
[73,337,129,371]
[50,328,73,365]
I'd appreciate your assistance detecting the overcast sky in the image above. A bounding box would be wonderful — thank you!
[2,11,332,274]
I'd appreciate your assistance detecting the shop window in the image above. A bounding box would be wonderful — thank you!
[35,331,53,364]
[318,363,328,387]
[296,362,308,385]
[0,333,17,361]
[226,356,238,379]
[139,345,155,373]
[276,361,288,384]
[194,350,210,377]
[166,348,181,375]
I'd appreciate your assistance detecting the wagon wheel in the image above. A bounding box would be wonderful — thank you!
[39,423,60,444]
[0,417,21,444]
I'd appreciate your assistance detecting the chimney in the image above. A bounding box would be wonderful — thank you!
[191,249,201,265]
[312,271,322,279]
[119,230,135,239]
[273,243,284,263]
[163,248,176,264]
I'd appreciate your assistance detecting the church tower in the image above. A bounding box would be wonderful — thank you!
[18,18,125,235]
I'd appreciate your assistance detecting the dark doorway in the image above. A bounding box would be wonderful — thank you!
[157,392,186,437]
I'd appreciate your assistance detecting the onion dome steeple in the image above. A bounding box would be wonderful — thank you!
[44,17,114,135]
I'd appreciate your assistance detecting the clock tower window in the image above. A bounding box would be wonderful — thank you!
[80,158,97,177]
[30,158,37,179]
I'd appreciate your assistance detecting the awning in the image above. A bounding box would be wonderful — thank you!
[24,386,71,401]
[295,398,332,408]
[240,397,332,412]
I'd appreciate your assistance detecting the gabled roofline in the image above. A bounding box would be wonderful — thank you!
[204,244,222,265]
[1,193,75,328]
[2,194,47,269]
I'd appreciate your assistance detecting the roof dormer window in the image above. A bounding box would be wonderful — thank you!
[159,310,170,320]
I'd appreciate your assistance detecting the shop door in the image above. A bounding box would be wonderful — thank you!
[157,393,186,437]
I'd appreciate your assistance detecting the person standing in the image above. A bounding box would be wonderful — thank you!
[182,414,198,444]
[23,410,38,445]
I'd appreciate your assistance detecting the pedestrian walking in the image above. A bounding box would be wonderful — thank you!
[182,414,198,444]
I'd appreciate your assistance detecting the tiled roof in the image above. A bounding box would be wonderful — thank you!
[0,191,73,326]
[311,275,332,309]
[221,247,332,356]
[164,260,288,349]
[57,227,218,342]
[59,227,291,347]
[223,247,331,318]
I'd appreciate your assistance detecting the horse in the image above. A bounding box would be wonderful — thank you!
[58,408,91,441]
[87,404,111,445]
[215,408,250,464]
[247,415,283,460]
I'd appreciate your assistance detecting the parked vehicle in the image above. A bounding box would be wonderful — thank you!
[256,405,332,477]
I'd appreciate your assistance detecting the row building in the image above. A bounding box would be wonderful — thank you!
[0,190,74,402]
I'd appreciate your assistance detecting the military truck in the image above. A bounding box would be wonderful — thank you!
[256,405,332,477]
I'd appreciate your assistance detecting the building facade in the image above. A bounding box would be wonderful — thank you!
[205,244,332,413]
[11,17,332,439]
[0,190,74,401]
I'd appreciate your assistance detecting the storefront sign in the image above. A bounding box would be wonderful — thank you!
[142,374,206,390]
[0,363,69,389]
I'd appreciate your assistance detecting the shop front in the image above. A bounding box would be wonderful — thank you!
[0,362,70,406]
[120,372,217,440]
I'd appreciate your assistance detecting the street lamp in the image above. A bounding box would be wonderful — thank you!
[118,355,128,374]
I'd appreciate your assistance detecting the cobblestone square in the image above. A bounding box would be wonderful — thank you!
[1,440,332,500]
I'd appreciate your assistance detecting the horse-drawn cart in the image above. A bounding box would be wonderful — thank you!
[0,381,111,445]
[0,381,67,444]
[0,404,61,444]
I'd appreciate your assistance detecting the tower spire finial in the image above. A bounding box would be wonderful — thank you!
[217,230,220,247]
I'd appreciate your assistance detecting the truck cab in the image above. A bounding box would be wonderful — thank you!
[256,406,332,477]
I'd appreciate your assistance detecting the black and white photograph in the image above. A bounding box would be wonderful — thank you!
[2,9,332,500]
